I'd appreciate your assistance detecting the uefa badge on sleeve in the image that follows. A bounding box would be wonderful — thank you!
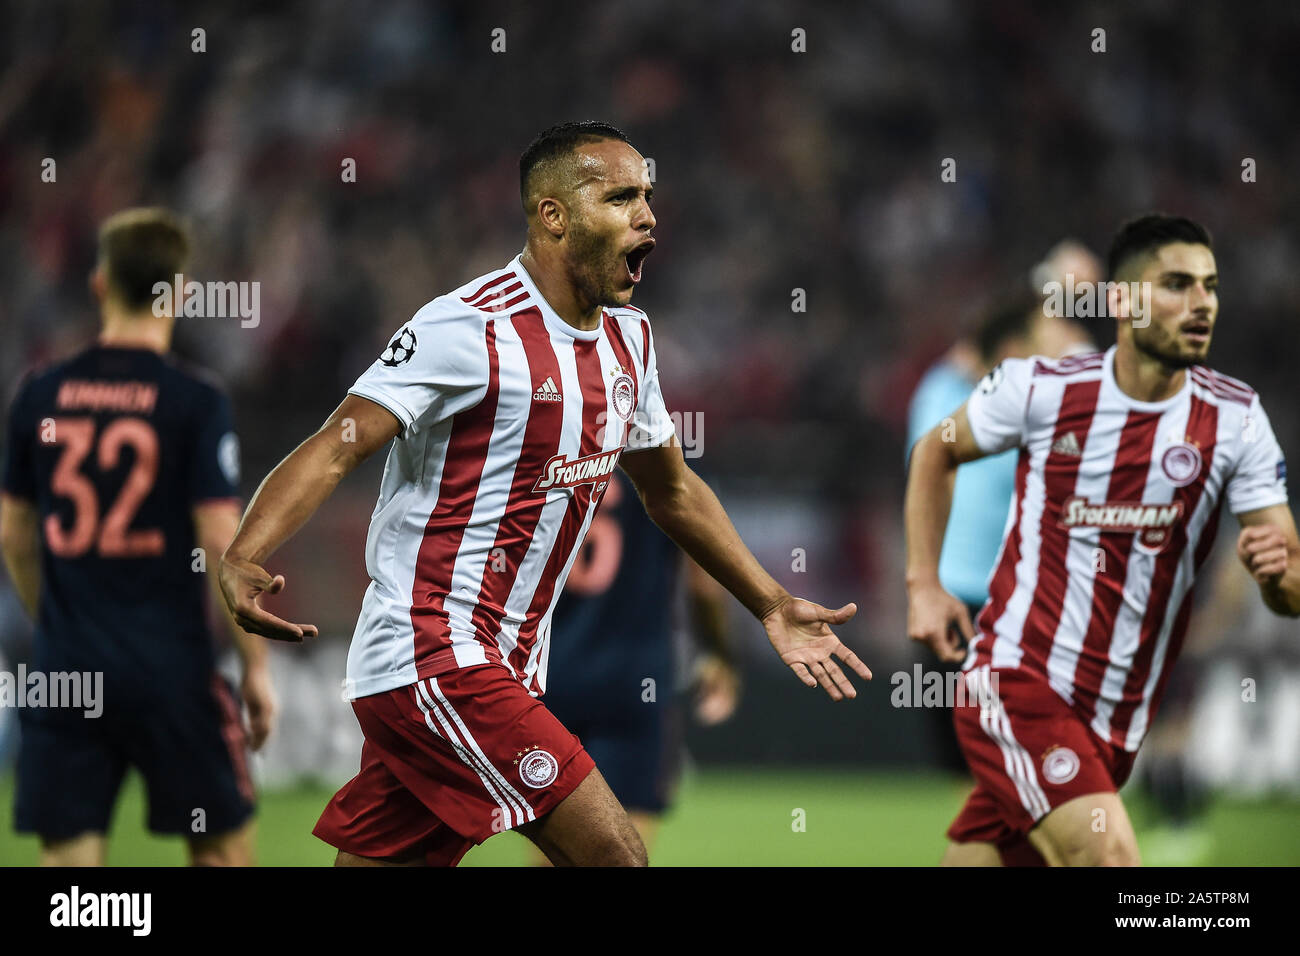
[381,327,418,367]
[978,363,1004,395]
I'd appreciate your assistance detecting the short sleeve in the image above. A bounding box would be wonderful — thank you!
[965,357,1033,455]
[2,380,36,501]
[626,318,676,451]
[191,387,241,503]
[1227,395,1288,515]
[348,299,490,439]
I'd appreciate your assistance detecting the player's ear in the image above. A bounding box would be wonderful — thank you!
[89,263,107,304]
[1107,280,1129,325]
[536,196,567,239]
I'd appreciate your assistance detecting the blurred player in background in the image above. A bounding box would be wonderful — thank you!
[907,240,1100,630]
[0,208,273,866]
[219,122,869,868]
[1030,239,1103,360]
[905,214,1299,866]
[540,469,738,855]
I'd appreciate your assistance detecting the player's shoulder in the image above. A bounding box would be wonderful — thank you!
[7,345,104,409]
[441,260,535,320]
[393,265,524,344]
[604,304,651,331]
[1027,350,1106,381]
[159,352,229,400]
[603,305,653,358]
[8,357,65,404]
[915,358,974,397]
[1188,363,1257,409]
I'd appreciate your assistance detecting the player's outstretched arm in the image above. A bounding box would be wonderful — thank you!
[219,394,401,642]
[1236,504,1300,617]
[619,436,870,700]
[904,402,989,663]
[0,493,40,618]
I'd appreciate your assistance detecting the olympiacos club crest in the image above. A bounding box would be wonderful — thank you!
[1161,442,1203,487]
[612,373,635,421]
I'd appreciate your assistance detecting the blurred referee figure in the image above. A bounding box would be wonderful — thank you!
[0,208,273,866]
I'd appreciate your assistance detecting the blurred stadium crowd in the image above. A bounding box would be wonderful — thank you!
[1,1,1297,787]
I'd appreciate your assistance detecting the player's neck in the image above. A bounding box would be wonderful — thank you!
[1113,341,1185,404]
[99,309,173,354]
[519,246,604,332]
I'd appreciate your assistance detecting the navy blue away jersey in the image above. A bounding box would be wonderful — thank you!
[3,345,240,711]
[544,470,681,712]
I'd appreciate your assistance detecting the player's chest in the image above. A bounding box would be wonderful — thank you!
[1030,405,1227,502]
[490,334,638,450]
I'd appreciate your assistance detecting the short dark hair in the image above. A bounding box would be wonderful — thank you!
[519,121,630,211]
[1107,214,1212,280]
[975,290,1041,365]
[97,207,191,310]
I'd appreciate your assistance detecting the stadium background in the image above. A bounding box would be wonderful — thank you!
[1,0,1297,864]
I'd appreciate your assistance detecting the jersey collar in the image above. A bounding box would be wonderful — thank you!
[511,255,605,342]
[1102,345,1191,412]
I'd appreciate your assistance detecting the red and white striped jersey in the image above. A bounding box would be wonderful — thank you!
[342,255,676,700]
[965,346,1288,751]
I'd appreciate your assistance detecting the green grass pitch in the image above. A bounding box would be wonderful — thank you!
[2,769,1297,865]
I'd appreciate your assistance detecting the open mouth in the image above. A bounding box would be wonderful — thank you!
[1181,320,1211,343]
[624,237,655,284]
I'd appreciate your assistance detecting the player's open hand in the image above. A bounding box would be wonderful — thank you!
[906,580,973,664]
[761,597,870,700]
[1237,524,1289,584]
[219,555,320,643]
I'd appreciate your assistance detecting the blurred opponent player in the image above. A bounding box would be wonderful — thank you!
[0,208,273,866]
[541,469,738,855]
[219,122,869,867]
[905,214,1299,865]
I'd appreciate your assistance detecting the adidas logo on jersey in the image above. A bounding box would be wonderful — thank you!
[532,377,562,402]
[1051,431,1082,457]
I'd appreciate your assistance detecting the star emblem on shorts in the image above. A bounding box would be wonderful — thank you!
[512,744,540,766]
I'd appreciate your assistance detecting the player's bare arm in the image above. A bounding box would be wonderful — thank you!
[904,402,989,663]
[196,500,276,749]
[0,492,40,617]
[219,393,401,642]
[1236,503,1300,617]
[618,434,870,700]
